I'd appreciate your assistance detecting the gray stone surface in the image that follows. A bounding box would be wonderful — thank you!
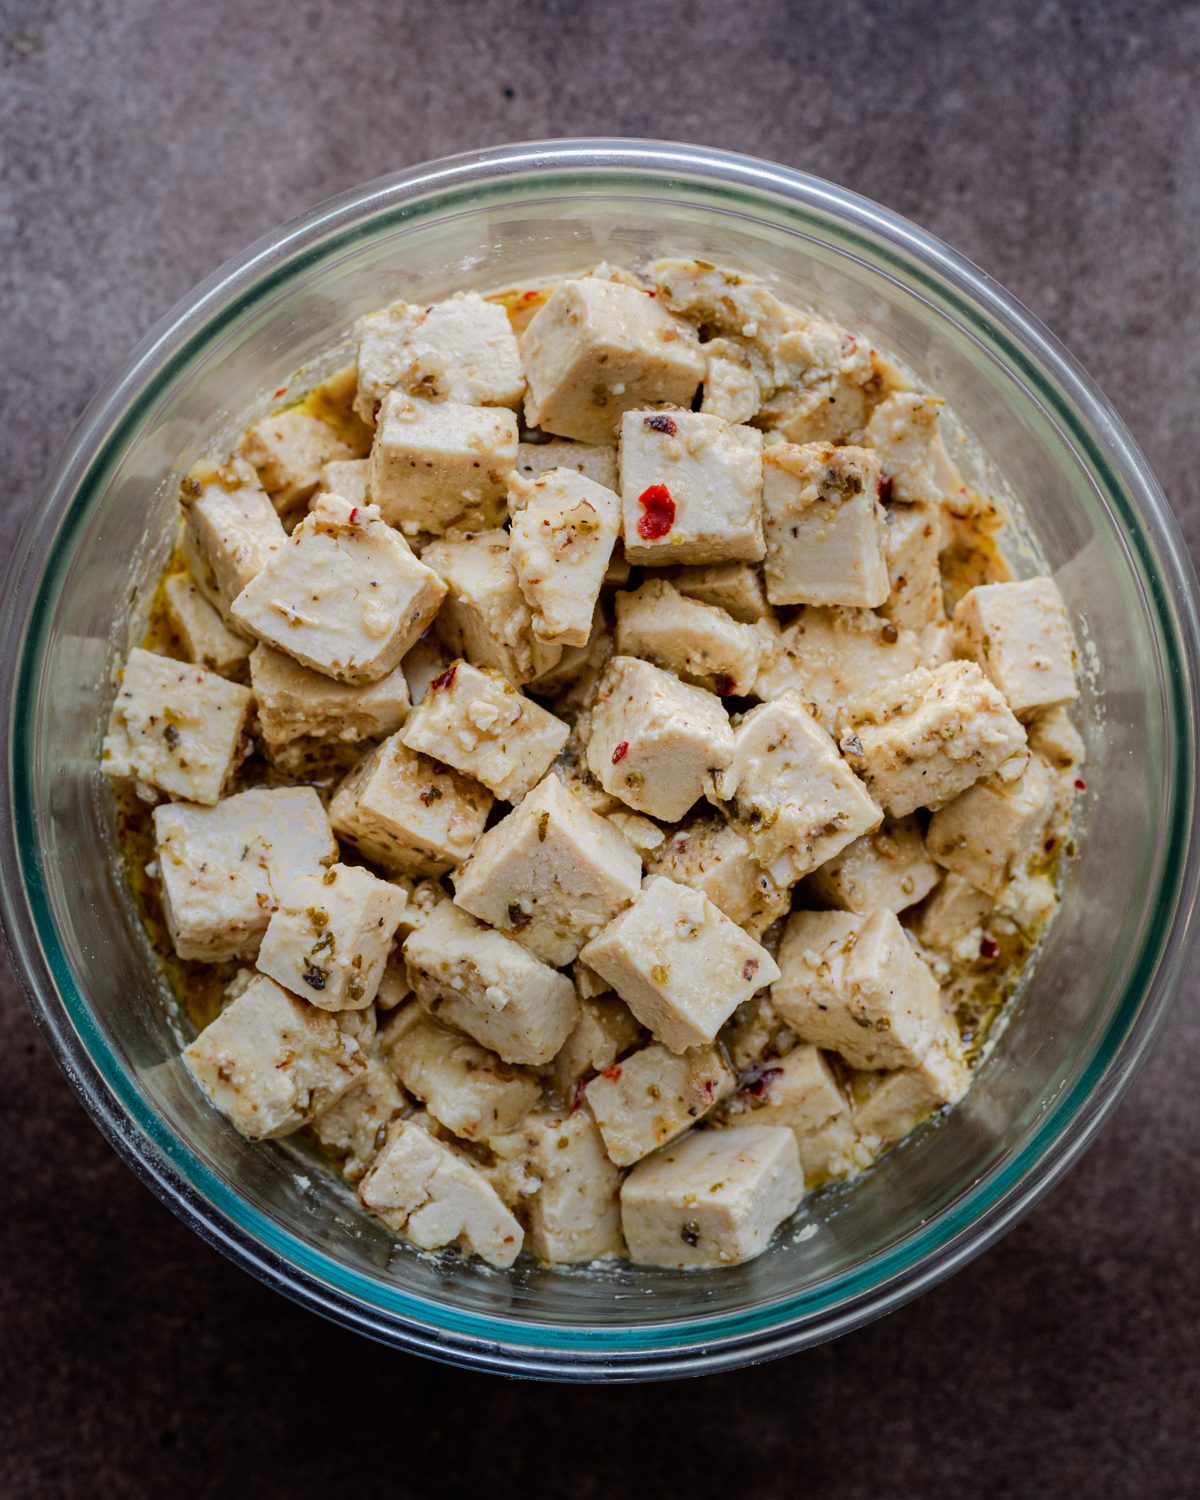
[1,0,1198,1494]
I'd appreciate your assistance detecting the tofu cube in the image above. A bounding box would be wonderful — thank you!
[182,974,366,1139]
[102,647,252,805]
[316,457,369,505]
[718,1044,862,1183]
[926,754,1054,895]
[366,392,519,537]
[1027,705,1085,772]
[851,1019,969,1146]
[510,1109,625,1263]
[667,560,772,622]
[619,407,764,565]
[700,337,762,425]
[241,403,368,513]
[579,875,780,1054]
[881,501,945,631]
[840,661,1027,816]
[911,872,995,973]
[387,1012,541,1144]
[864,390,950,504]
[508,468,621,647]
[178,457,286,622]
[516,438,618,490]
[162,572,252,675]
[807,815,941,914]
[584,1041,734,1166]
[311,1060,408,1181]
[403,901,579,1067]
[620,1125,804,1268]
[718,693,882,887]
[545,995,644,1097]
[401,631,455,706]
[952,577,1079,718]
[762,442,888,607]
[772,909,942,1071]
[521,277,705,444]
[250,643,411,766]
[613,578,764,696]
[329,732,492,876]
[452,772,641,966]
[231,494,446,683]
[153,786,337,961]
[647,816,791,938]
[584,655,735,823]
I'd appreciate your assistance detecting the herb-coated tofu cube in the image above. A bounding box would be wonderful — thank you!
[584,1040,734,1165]
[329,732,492,876]
[772,909,942,1071]
[757,325,875,446]
[717,1044,863,1183]
[613,578,764,697]
[178,457,287,623]
[507,1109,625,1263]
[762,442,888,607]
[584,655,735,823]
[580,875,780,1054]
[700,337,762,424]
[311,1060,408,1182]
[509,468,621,647]
[840,661,1027,816]
[517,438,618,490]
[250,643,411,767]
[316,457,370,505]
[807,815,941,914]
[102,647,252,805]
[620,408,764,565]
[182,974,366,1139]
[717,694,882,887]
[387,1011,541,1144]
[881,501,944,631]
[521,277,705,444]
[952,577,1078,718]
[620,1125,804,1268]
[162,572,253,675]
[403,901,579,1067]
[864,390,950,504]
[398,658,568,802]
[153,787,337,961]
[926,754,1054,896]
[452,772,642,966]
[911,873,995,973]
[231,495,446,684]
[1027,705,1085,772]
[647,816,791,938]
[667,560,772,622]
[241,401,369,514]
[366,392,518,537]
[545,995,644,1097]
[851,1018,969,1146]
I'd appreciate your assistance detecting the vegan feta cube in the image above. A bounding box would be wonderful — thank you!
[545,995,644,1097]
[241,402,368,514]
[864,390,950,505]
[1027,704,1085,772]
[807,815,941,914]
[162,572,253,675]
[584,1040,734,1166]
[700,337,762,424]
[613,578,764,696]
[387,1011,541,1144]
[926,754,1054,896]
[881,501,945,631]
[851,1019,969,1146]
[952,577,1079,718]
[311,1060,408,1181]
[911,872,995,974]
[718,1043,861,1183]
[178,457,286,622]
[250,643,411,763]
[517,438,618,490]
[667,560,772,622]
[647,816,791,938]
[509,1109,625,1263]
[316,457,369,505]
[508,468,621,647]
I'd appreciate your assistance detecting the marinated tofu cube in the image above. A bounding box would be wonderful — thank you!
[374,956,413,1011]
[606,810,667,857]
[359,1117,524,1268]
[920,618,955,669]
[881,501,944,631]
[926,753,1053,896]
[403,901,579,1067]
[401,631,455,706]
[452,772,641,966]
[864,390,950,505]
[584,1040,734,1165]
[366,392,519,537]
[311,1060,408,1181]
[580,875,780,1054]
[387,1011,541,1144]
[512,1109,625,1263]
[700,337,762,425]
[619,407,764,565]
[718,694,882,887]
[256,862,408,1011]
[613,578,764,696]
[647,816,791,938]
[316,457,369,505]
[329,732,492,876]
[757,326,875,447]
[102,647,252,805]
[851,1018,969,1146]
[584,655,735,823]
[162,572,253,675]
[241,404,368,515]
[517,438,618,490]
[952,577,1078,718]
[545,995,644,1097]
[182,974,366,1139]
[508,468,621,647]
[620,1125,804,1268]
[772,909,942,1071]
[178,457,286,623]
[718,1044,862,1182]
[807,816,940,914]
[521,277,705,444]
[911,872,995,974]
[762,442,888,608]
[839,661,1027,816]
[153,786,336,961]
[231,494,446,684]
[667,560,772,622]
[250,643,411,762]
[1027,704,1086,772]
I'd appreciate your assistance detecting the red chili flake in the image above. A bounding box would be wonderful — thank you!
[601,1065,623,1082]
[636,484,675,540]
[1044,837,1057,853]
[1074,778,1088,791]
[740,1065,782,1099]
[716,675,737,698]
[980,936,1001,960]
[348,506,361,525]
[570,1076,589,1114]
[429,664,458,691]
[644,288,657,296]
[741,958,759,982]
[521,289,540,301]
[273,386,288,400]
[611,741,629,764]
[878,474,894,504]
[644,413,677,436]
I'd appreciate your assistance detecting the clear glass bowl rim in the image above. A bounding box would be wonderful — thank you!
[2,138,1198,1381]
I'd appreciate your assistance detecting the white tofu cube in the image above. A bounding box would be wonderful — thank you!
[401,631,455,706]
[700,337,762,425]
[864,390,950,504]
[311,1060,408,1181]
[667,560,772,622]
[911,872,995,973]
[451,772,641,966]
[102,647,252,805]
[509,1109,625,1263]
[508,468,621,647]
[851,1019,969,1146]
[1027,705,1085,772]
[807,815,941,914]
[647,816,791,938]
[178,457,287,623]
[250,644,411,765]
[717,1044,862,1183]
[162,572,252,675]
[584,1041,734,1166]
[580,875,780,1054]
[926,754,1054,895]
[231,495,446,684]
[606,810,667,857]
[182,974,366,1139]
[521,277,705,444]
[317,457,369,505]
[241,402,368,514]
[545,995,643,1097]
[952,577,1078,718]
[387,1011,541,1144]
[881,501,945,631]
[620,1125,804,1268]
[613,579,764,697]
[517,438,618,490]
[619,408,764,565]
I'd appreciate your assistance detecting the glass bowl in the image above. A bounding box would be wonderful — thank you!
[2,140,1197,1381]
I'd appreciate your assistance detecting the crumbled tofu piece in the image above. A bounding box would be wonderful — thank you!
[580,875,779,1054]
[667,560,772,622]
[851,1018,968,1145]
[1027,705,1086,771]
[508,468,621,647]
[354,292,524,419]
[359,1118,523,1268]
[231,494,446,683]
[700,337,762,424]
[241,403,368,514]
[178,457,287,623]
[864,391,950,504]
[102,648,252,805]
[881,501,944,631]
[952,577,1078,718]
[606,810,666,856]
[388,1012,541,1144]
[311,1060,408,1181]
[613,579,764,696]
[839,661,1027,816]
[926,754,1055,896]
[403,901,579,1067]
[584,1041,734,1165]
[250,644,411,761]
[620,1125,804,1268]
[646,816,791,938]
[256,862,407,1010]
[584,655,735,822]
[521,278,705,444]
[317,457,369,505]
[517,439,618,490]
[619,408,765,565]
[329,731,492,876]
[762,442,888,608]
[162,572,253,675]
[545,995,643,1096]
[718,693,882,886]
[772,909,942,1071]
[807,816,940,914]
[718,1044,862,1182]
[182,975,365,1139]
[452,772,641,966]
[510,1109,625,1262]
